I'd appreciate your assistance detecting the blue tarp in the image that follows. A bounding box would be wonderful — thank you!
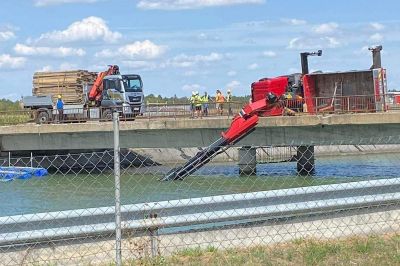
[0,167,48,181]
[2,167,48,177]
[0,170,32,181]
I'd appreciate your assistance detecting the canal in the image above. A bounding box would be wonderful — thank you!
[0,153,399,216]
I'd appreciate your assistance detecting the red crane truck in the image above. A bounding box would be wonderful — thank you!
[251,46,387,115]
[163,46,388,181]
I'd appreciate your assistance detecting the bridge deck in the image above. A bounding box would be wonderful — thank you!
[1,113,400,151]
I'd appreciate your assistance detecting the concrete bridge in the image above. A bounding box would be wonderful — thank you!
[1,113,400,152]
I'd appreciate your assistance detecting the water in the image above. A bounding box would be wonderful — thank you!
[0,153,399,216]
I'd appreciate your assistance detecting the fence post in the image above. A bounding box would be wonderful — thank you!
[8,152,10,167]
[113,112,122,266]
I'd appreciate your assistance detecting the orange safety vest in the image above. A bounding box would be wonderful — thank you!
[216,93,225,103]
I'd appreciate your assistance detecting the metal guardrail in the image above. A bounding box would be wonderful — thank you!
[1,178,399,246]
[0,94,399,125]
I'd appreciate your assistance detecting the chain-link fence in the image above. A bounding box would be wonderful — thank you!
[0,115,400,265]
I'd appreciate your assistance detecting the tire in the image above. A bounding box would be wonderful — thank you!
[101,109,113,121]
[36,111,49,124]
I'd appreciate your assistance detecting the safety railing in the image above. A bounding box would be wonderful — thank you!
[2,177,399,247]
[311,95,378,114]
[386,92,400,111]
[145,101,246,119]
[0,94,396,126]
[0,101,248,125]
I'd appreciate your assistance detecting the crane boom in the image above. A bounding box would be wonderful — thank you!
[161,93,286,181]
[88,65,120,104]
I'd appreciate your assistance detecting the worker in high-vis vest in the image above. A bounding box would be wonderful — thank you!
[226,89,233,116]
[215,89,225,116]
[189,91,197,118]
[201,91,212,116]
[193,91,203,118]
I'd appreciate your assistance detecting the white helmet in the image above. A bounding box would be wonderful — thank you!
[227,89,231,93]
[192,91,196,96]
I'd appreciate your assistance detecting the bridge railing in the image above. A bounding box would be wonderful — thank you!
[0,101,249,125]
[0,94,396,126]
[143,101,246,119]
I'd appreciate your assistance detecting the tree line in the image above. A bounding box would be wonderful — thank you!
[0,99,21,111]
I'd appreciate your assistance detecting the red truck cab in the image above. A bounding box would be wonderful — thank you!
[251,74,303,116]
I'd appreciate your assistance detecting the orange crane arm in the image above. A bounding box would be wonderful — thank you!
[88,65,120,102]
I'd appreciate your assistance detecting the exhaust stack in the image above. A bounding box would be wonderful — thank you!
[369,45,382,69]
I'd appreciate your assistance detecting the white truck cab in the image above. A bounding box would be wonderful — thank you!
[102,74,145,115]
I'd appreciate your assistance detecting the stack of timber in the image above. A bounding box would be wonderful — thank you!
[33,70,97,104]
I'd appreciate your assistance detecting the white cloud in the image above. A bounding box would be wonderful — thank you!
[14,44,86,57]
[369,33,383,42]
[247,63,258,70]
[313,22,338,34]
[226,80,241,89]
[325,37,340,47]
[182,84,202,92]
[197,32,220,41]
[166,52,224,68]
[59,62,78,70]
[227,70,237,77]
[356,45,381,56]
[263,50,276,57]
[370,22,385,31]
[356,46,372,56]
[37,65,53,72]
[281,18,306,26]
[0,54,26,69]
[0,31,15,42]
[121,60,158,71]
[137,0,265,10]
[288,36,341,49]
[34,0,100,6]
[37,16,121,43]
[96,40,165,59]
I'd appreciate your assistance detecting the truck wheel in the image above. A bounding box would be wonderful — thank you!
[36,111,49,124]
[102,109,113,121]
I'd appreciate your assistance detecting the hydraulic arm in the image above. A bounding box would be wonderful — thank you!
[88,65,120,103]
[161,93,284,181]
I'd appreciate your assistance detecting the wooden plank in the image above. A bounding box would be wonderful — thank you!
[32,70,97,104]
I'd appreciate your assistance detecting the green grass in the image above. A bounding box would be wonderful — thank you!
[0,113,31,126]
[127,234,400,266]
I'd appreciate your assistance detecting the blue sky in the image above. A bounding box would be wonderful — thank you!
[0,0,399,100]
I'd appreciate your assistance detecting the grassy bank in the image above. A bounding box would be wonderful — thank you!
[131,234,400,266]
[0,113,31,126]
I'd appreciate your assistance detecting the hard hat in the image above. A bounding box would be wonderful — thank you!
[192,91,196,96]
[57,95,62,99]
[195,91,199,95]
[227,89,231,93]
